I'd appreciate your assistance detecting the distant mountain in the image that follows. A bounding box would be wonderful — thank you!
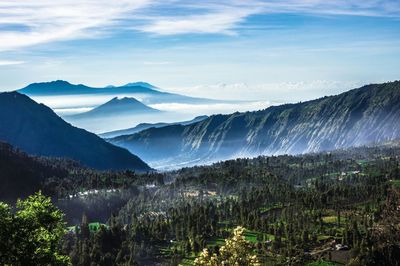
[69,97,161,120]
[108,81,400,168]
[0,92,150,171]
[124,82,158,89]
[19,80,92,95]
[18,80,218,105]
[18,80,159,95]
[100,115,208,138]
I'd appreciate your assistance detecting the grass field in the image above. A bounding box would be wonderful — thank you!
[307,260,341,266]
[390,179,400,188]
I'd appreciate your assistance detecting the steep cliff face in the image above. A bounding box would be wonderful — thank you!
[109,81,400,167]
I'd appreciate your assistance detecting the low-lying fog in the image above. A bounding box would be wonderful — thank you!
[31,94,270,133]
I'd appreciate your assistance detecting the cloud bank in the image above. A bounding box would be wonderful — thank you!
[167,80,366,103]
[0,60,25,66]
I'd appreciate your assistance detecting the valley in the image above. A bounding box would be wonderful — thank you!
[1,80,400,266]
[1,2,399,265]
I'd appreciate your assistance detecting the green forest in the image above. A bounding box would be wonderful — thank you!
[1,141,400,265]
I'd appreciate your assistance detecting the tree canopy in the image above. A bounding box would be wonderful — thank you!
[194,226,260,266]
[0,192,70,266]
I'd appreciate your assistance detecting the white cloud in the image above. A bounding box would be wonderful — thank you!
[143,61,171,65]
[167,80,366,103]
[0,0,398,50]
[0,0,153,51]
[135,0,400,36]
[54,107,93,116]
[149,101,269,115]
[31,94,117,109]
[0,60,25,66]
[260,0,400,17]
[136,4,262,35]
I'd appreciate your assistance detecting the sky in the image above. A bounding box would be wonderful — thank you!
[0,0,399,102]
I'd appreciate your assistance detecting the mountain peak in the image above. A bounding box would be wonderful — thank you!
[69,96,160,120]
[33,80,74,87]
[49,79,71,85]
[106,96,142,105]
[123,82,157,89]
[19,80,89,95]
[99,96,157,111]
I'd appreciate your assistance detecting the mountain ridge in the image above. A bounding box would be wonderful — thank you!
[17,80,221,105]
[100,115,209,138]
[18,80,161,95]
[108,81,400,168]
[0,92,151,171]
[123,82,158,89]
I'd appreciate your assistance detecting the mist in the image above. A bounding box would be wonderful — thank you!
[30,94,270,133]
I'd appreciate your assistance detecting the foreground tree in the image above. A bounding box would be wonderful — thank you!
[194,226,260,266]
[0,192,70,266]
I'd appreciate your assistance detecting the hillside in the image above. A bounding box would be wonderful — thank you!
[0,141,70,201]
[100,115,208,138]
[0,92,150,171]
[108,81,400,168]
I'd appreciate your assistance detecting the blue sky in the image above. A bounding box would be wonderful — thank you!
[0,0,399,102]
